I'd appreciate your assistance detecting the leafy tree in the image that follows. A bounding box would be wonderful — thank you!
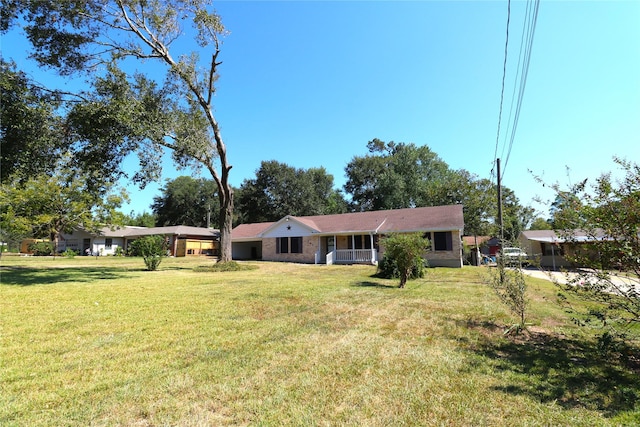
[5,1,236,261]
[0,60,65,183]
[549,190,585,230]
[552,158,639,336]
[379,233,429,288]
[344,140,531,241]
[344,139,451,211]
[152,176,219,227]
[529,217,552,230]
[128,235,167,271]
[501,187,535,243]
[124,211,158,228]
[0,167,127,252]
[236,161,347,224]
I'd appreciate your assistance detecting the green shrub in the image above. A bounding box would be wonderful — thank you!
[378,233,429,288]
[28,241,54,256]
[377,255,425,281]
[128,235,167,271]
[62,248,78,258]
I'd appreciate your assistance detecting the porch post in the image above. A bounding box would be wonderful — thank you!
[370,233,375,264]
[351,235,355,261]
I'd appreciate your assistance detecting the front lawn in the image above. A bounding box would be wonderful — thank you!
[1,256,638,425]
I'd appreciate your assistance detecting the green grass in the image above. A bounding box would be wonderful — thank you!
[1,256,638,426]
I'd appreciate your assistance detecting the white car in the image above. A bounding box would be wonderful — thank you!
[500,247,529,266]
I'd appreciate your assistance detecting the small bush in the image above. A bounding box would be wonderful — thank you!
[128,235,167,271]
[377,256,425,280]
[28,241,54,256]
[378,233,429,288]
[62,248,78,258]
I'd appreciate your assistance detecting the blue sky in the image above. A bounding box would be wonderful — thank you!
[4,1,639,219]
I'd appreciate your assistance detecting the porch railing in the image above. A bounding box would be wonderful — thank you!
[331,249,377,264]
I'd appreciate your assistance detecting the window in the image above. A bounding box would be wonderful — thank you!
[105,238,113,249]
[290,237,303,254]
[277,237,289,254]
[433,232,452,251]
[277,237,303,254]
[348,235,372,250]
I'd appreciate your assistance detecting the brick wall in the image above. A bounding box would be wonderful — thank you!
[262,236,318,263]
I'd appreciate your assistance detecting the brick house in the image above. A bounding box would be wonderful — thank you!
[232,205,464,267]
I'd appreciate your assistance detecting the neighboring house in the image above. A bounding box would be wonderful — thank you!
[59,225,220,257]
[232,205,465,267]
[518,229,607,269]
[462,235,492,265]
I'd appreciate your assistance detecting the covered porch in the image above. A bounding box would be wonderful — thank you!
[317,234,379,265]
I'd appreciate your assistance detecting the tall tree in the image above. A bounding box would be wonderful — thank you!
[344,140,452,211]
[0,60,65,183]
[4,1,236,261]
[236,160,347,224]
[345,140,530,240]
[152,176,219,227]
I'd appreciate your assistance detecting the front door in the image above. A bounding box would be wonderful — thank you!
[326,236,335,254]
[82,238,91,256]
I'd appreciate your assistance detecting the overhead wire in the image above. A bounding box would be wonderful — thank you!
[491,0,511,182]
[492,0,541,182]
[501,0,541,177]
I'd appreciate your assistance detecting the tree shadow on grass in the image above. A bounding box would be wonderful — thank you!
[354,280,399,289]
[465,319,640,417]
[0,266,137,286]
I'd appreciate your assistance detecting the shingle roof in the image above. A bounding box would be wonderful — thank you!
[232,205,464,240]
[521,229,608,243]
[231,222,274,240]
[101,225,219,238]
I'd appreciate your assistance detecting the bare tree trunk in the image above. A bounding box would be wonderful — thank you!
[218,191,233,262]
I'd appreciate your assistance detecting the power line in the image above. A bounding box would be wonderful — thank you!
[492,0,541,182]
[501,0,540,176]
[492,0,511,176]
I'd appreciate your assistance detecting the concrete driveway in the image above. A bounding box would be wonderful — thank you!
[520,267,639,296]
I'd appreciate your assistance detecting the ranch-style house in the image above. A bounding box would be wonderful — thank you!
[231,204,465,267]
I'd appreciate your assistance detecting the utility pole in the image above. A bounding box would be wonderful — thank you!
[496,158,504,244]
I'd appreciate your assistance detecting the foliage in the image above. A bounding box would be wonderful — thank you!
[62,248,78,258]
[344,139,451,211]
[343,139,532,239]
[152,176,219,227]
[529,217,553,230]
[236,160,348,224]
[0,167,127,251]
[0,60,65,183]
[376,255,425,282]
[487,258,528,333]
[27,241,54,256]
[5,0,235,261]
[193,261,258,272]
[550,158,640,336]
[128,235,167,271]
[123,210,157,228]
[379,233,429,288]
